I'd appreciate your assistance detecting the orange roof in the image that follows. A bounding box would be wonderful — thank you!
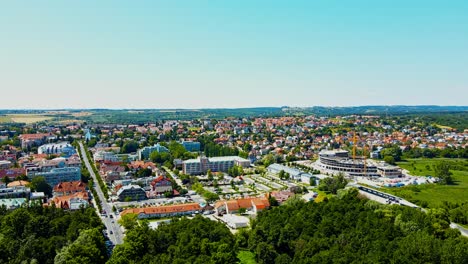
[53,181,87,193]
[19,133,50,140]
[236,198,253,209]
[52,191,89,209]
[121,203,201,217]
[215,197,270,211]
[7,180,29,187]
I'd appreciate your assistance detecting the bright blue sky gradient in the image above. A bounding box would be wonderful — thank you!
[1,1,467,109]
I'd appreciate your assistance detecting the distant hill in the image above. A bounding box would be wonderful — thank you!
[0,106,467,127]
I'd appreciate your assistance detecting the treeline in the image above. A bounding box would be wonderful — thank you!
[81,144,109,200]
[198,135,240,157]
[0,205,106,264]
[403,147,468,159]
[150,141,198,168]
[380,145,468,162]
[106,189,468,263]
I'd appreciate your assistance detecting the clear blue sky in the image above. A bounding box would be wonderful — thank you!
[1,1,467,109]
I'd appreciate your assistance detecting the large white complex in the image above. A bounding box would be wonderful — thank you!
[93,151,120,162]
[317,150,402,178]
[38,142,76,156]
[182,156,250,175]
[267,163,312,181]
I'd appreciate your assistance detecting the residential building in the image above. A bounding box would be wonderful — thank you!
[0,185,30,199]
[181,141,201,152]
[222,214,250,229]
[182,156,250,175]
[0,160,12,169]
[53,181,87,197]
[19,133,50,149]
[150,176,173,195]
[137,143,169,160]
[25,156,81,173]
[267,163,312,181]
[0,198,27,210]
[0,168,26,180]
[214,197,270,215]
[121,203,201,219]
[51,191,90,210]
[117,185,147,201]
[93,151,119,162]
[268,191,294,204]
[29,167,81,187]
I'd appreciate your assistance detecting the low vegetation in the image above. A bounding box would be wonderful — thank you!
[384,158,468,225]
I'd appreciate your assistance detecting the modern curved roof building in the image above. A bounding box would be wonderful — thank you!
[317,150,401,178]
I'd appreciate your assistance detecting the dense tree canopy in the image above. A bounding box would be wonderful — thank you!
[0,206,105,264]
[29,176,53,197]
[108,216,237,264]
[121,140,139,154]
[318,173,348,194]
[248,189,468,263]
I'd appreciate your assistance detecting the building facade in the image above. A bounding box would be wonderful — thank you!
[182,156,251,175]
[181,141,201,152]
[138,143,169,160]
[117,185,147,201]
[29,167,81,187]
[38,142,76,157]
[150,176,173,194]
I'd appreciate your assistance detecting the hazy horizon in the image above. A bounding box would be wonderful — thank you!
[1,1,467,108]
[1,105,468,111]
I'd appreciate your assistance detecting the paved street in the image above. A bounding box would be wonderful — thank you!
[79,142,124,245]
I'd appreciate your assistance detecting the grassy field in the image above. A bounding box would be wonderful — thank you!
[0,116,13,123]
[5,114,53,124]
[237,250,256,264]
[382,158,468,208]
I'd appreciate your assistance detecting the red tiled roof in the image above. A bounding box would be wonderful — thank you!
[121,203,201,217]
[53,181,87,193]
[51,191,89,209]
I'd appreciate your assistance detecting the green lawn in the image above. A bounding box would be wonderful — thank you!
[382,158,468,208]
[237,251,256,264]
[0,116,12,123]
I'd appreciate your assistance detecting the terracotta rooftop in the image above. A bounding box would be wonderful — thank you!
[121,203,201,217]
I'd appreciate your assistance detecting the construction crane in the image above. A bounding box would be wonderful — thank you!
[352,131,357,160]
[363,144,367,178]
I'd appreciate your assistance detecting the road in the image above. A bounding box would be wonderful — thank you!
[79,142,124,245]
[162,166,185,188]
[353,183,468,238]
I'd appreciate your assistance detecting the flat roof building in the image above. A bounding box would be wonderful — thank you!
[29,167,81,187]
[182,156,250,175]
[138,143,169,160]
